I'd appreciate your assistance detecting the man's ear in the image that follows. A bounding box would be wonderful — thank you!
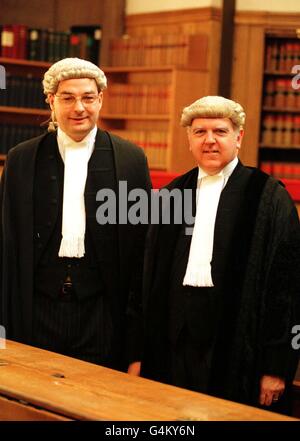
[98,91,103,110]
[48,93,55,110]
[236,129,244,148]
[187,127,192,151]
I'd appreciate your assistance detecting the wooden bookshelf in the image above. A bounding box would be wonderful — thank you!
[260,144,300,149]
[263,107,300,113]
[109,34,208,70]
[101,66,207,172]
[102,65,204,73]
[0,5,219,172]
[0,57,51,69]
[231,13,300,208]
[0,58,208,172]
[258,31,300,187]
[0,0,125,66]
[264,70,296,76]
[101,113,170,121]
[0,32,210,172]
[0,106,49,116]
[0,57,50,153]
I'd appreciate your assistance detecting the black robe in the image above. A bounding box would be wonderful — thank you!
[141,163,300,410]
[0,129,151,369]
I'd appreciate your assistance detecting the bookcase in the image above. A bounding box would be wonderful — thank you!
[0,57,50,158]
[259,31,300,183]
[0,27,209,173]
[100,66,207,172]
[232,13,300,214]
[0,60,206,173]
[98,32,208,172]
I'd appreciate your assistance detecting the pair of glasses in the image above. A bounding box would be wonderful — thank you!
[54,94,99,107]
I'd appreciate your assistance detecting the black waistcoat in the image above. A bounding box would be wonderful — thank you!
[33,131,118,300]
[167,164,253,346]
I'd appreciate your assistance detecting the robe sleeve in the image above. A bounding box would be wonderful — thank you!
[125,153,152,365]
[261,192,300,380]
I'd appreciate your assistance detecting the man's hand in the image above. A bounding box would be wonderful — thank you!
[127,361,141,376]
[259,375,285,406]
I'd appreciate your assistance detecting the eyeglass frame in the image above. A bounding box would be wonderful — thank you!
[54,92,101,107]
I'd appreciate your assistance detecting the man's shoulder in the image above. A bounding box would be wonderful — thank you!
[164,167,198,190]
[104,130,149,175]
[7,131,49,160]
[246,166,296,214]
[106,130,144,155]
[246,165,288,193]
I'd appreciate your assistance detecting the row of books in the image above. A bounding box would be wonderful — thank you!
[112,130,168,169]
[102,84,171,115]
[261,114,300,147]
[0,24,101,64]
[110,33,207,69]
[1,77,170,114]
[260,161,300,179]
[0,74,47,109]
[0,125,168,169]
[264,78,300,109]
[265,39,300,71]
[0,124,45,154]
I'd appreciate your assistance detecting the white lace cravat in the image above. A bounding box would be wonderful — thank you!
[183,173,225,287]
[57,127,96,258]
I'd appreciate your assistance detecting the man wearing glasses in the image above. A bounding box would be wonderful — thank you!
[0,58,151,373]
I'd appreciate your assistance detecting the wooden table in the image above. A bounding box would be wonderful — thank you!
[0,340,297,421]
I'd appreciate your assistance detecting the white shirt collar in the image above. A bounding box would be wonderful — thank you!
[57,126,97,161]
[197,156,239,181]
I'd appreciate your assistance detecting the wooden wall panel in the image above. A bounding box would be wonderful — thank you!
[235,10,300,28]
[231,24,264,166]
[100,0,126,66]
[242,26,265,166]
[1,0,56,29]
[56,0,105,30]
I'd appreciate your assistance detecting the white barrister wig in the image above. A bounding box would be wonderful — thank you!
[181,96,246,130]
[43,57,107,95]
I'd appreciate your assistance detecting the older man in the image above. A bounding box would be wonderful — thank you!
[140,96,300,414]
[0,58,151,372]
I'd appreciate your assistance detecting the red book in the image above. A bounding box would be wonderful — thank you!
[260,161,272,175]
[292,164,300,179]
[282,163,293,179]
[16,24,27,59]
[272,162,284,179]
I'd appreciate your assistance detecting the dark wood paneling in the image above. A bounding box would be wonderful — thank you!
[99,0,125,66]
[1,0,56,28]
